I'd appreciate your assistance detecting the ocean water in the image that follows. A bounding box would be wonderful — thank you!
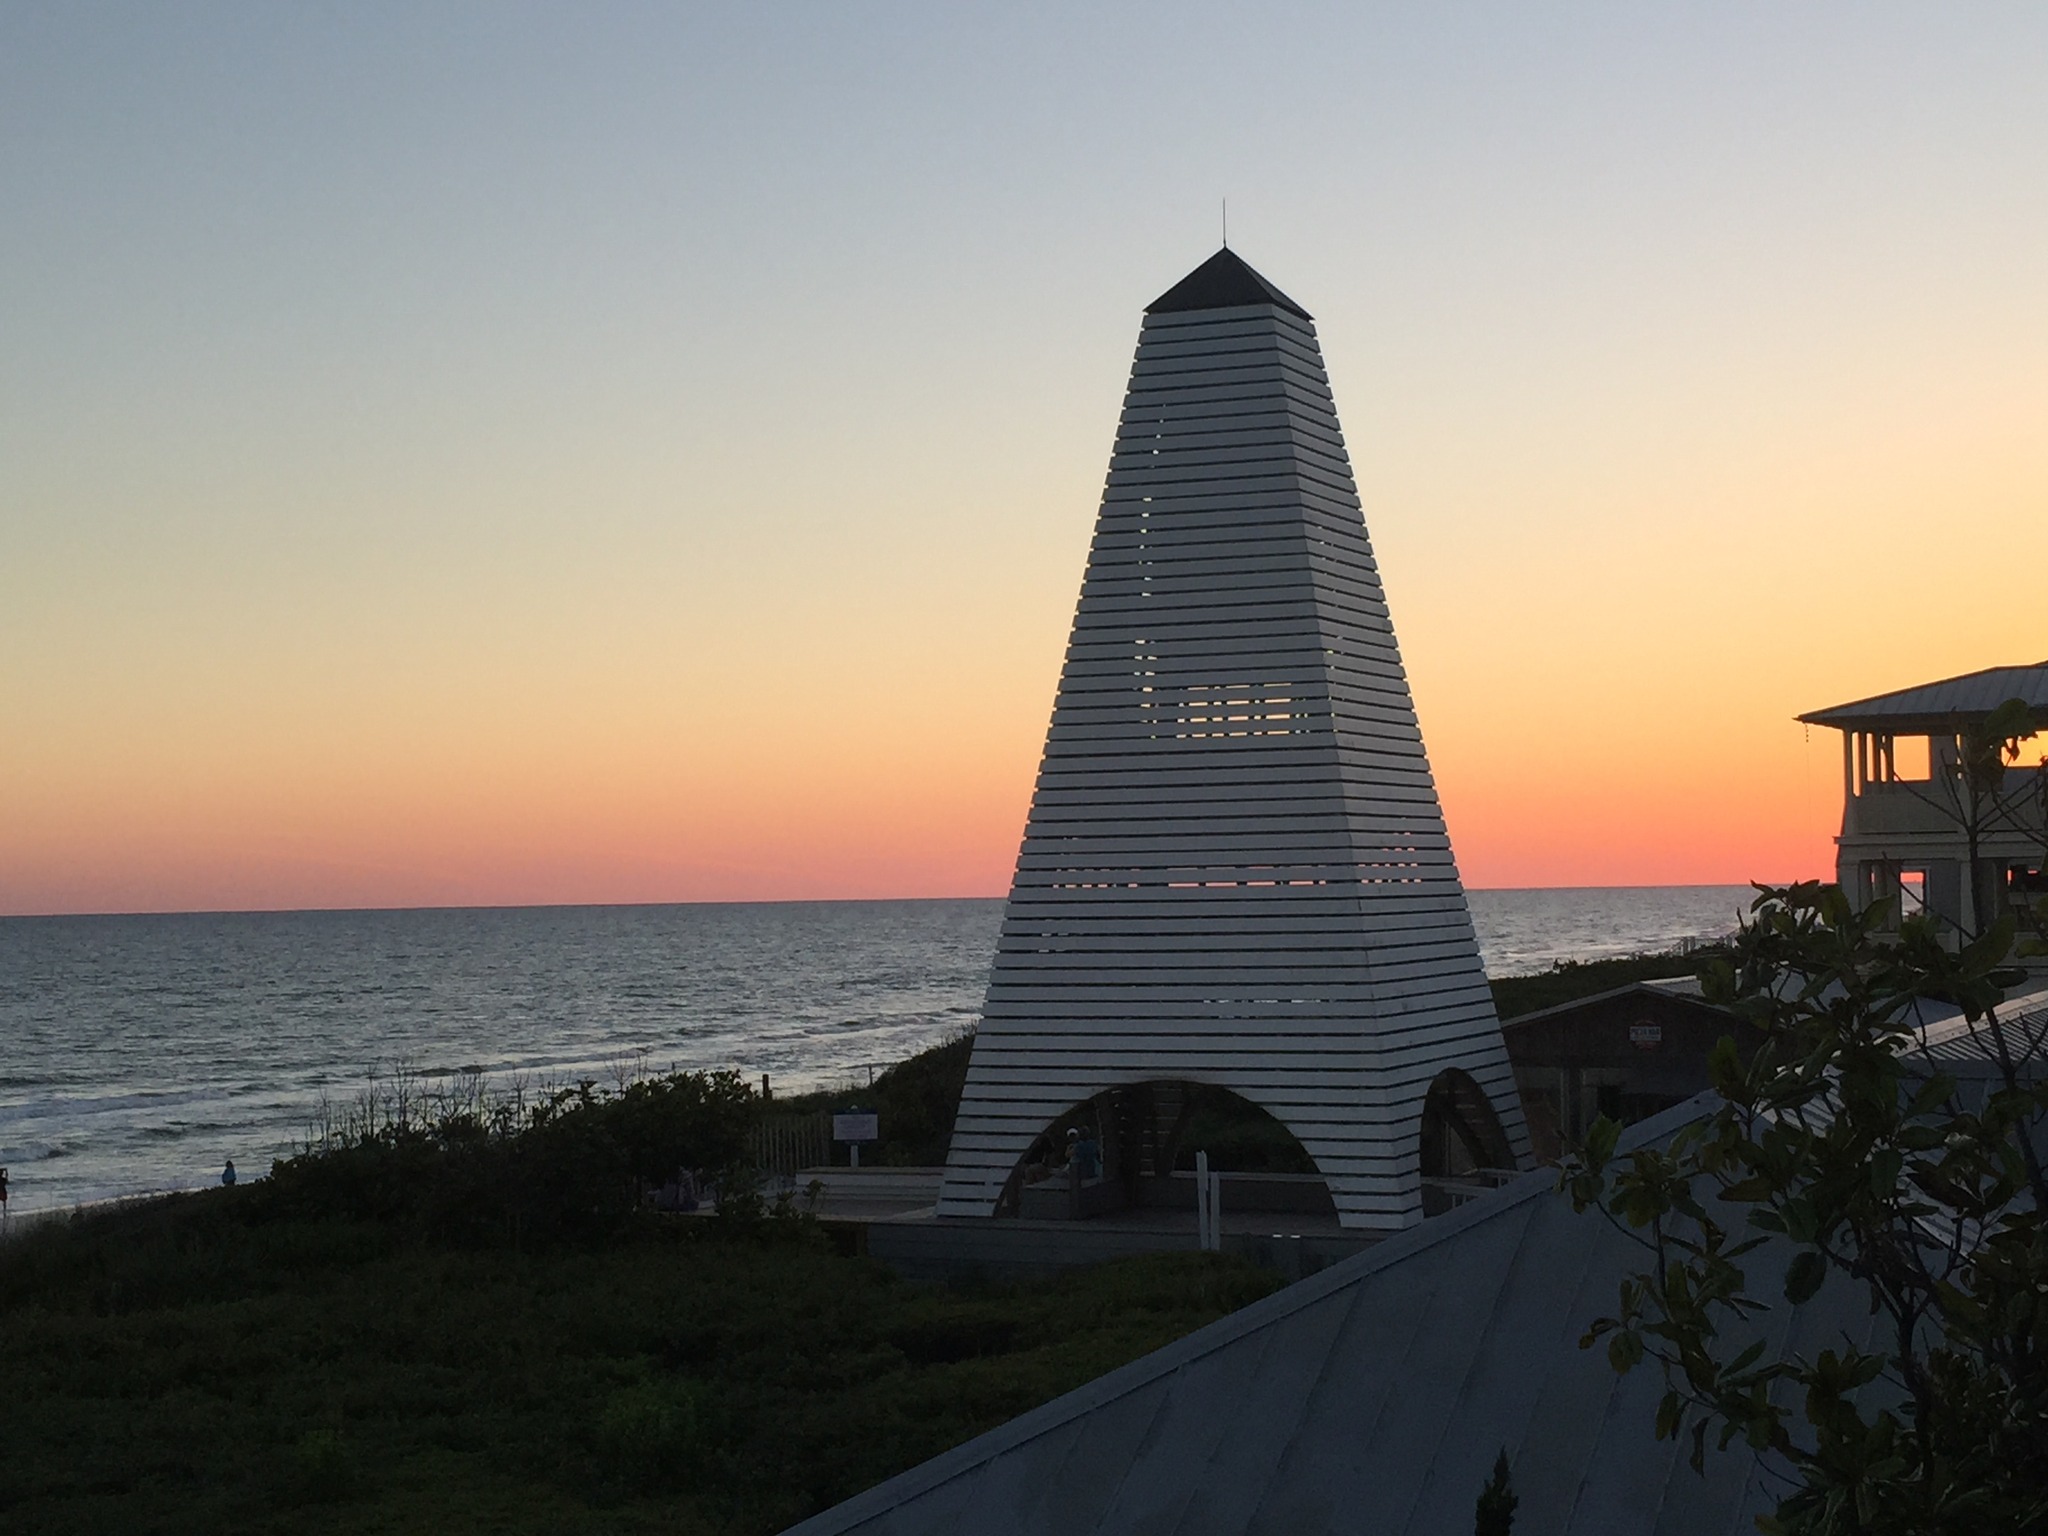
[0,887,1750,1215]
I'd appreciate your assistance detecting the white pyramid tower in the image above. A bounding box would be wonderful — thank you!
[939,251,1528,1230]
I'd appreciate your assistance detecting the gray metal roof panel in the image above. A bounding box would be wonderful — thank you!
[1797,662,2048,729]
[1084,1311,1285,1534]
[1040,1368,1187,1536]
[784,1096,1825,1536]
[1346,1206,1537,1532]
[1501,1211,1645,1529]
[1915,995,2048,1071]
[787,991,2048,1536]
[1152,1299,1357,1536]
[1383,1205,1566,1528]
[1499,978,1723,1028]
[1240,1253,1437,1535]
[1643,975,1708,997]
[863,1456,987,1536]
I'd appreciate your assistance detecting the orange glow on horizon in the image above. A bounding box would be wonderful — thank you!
[8,8,2048,919]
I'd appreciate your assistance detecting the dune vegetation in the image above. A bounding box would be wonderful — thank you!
[0,947,1704,1534]
[0,1073,1275,1535]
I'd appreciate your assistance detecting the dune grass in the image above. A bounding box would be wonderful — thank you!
[769,1031,974,1167]
[0,1194,1276,1535]
[0,948,1711,1532]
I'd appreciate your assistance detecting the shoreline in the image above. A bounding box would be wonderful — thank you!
[3,904,1743,1217]
[0,1187,187,1241]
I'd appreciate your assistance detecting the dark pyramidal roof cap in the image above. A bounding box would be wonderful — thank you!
[1146,247,1311,320]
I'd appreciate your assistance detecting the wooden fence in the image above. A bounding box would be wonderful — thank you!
[749,1113,831,1176]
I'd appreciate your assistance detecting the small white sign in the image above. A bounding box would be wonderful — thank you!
[1628,1022,1663,1049]
[832,1111,879,1143]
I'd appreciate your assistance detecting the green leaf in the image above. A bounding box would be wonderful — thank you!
[1777,1245,1826,1302]
[1708,1035,1744,1095]
[1983,695,2036,747]
[1559,873,2048,1527]
[1655,1388,1683,1440]
[1607,1330,1644,1373]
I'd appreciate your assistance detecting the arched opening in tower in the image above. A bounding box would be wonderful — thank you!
[992,1081,1336,1221]
[1419,1068,1518,1217]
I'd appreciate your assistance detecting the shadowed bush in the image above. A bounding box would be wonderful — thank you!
[771,1030,975,1166]
[0,1196,1277,1535]
[250,1067,760,1246]
[282,1428,360,1506]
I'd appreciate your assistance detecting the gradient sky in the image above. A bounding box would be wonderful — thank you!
[5,5,2047,916]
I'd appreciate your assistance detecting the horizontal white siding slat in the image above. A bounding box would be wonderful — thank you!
[940,289,1528,1233]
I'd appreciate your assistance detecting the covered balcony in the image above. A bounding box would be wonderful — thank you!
[1799,662,2048,940]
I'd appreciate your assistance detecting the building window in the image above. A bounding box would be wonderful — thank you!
[1899,868,1928,917]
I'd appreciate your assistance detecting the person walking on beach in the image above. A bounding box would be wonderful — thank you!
[220,1159,237,1187]
[0,1165,9,1230]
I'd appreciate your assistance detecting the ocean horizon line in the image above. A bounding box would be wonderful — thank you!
[2,886,1756,1215]
[0,879,1785,926]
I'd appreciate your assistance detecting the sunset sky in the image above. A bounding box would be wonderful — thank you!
[5,5,2047,916]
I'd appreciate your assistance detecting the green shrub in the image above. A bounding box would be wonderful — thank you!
[0,1213,1275,1535]
[594,1378,711,1491]
[772,1031,974,1166]
[252,1068,759,1247]
[283,1427,359,1505]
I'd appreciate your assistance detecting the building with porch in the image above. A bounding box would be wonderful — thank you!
[1799,662,2048,936]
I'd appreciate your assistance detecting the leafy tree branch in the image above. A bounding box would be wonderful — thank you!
[1561,882,2048,1535]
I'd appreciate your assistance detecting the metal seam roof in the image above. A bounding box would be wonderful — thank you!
[783,1095,1737,1536]
[1497,978,1726,1030]
[1797,661,2048,729]
[786,988,2048,1536]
